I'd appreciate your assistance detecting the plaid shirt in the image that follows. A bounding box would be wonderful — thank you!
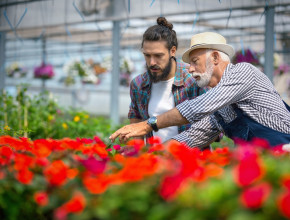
[128,60,208,138]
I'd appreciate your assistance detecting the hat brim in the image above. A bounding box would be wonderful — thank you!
[182,44,235,63]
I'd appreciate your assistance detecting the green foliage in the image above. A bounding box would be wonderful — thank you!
[0,86,119,140]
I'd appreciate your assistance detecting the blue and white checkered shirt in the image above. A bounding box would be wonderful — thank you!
[173,62,290,148]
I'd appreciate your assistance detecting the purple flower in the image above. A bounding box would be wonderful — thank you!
[233,49,260,66]
[274,64,290,76]
[34,62,55,79]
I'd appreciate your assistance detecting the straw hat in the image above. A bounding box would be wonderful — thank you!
[182,32,235,63]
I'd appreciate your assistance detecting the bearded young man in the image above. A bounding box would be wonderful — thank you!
[128,17,207,142]
[111,32,290,148]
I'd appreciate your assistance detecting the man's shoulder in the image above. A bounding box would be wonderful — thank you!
[230,62,255,71]
[176,60,189,71]
[131,72,149,88]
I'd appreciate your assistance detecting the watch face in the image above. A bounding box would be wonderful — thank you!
[148,117,157,124]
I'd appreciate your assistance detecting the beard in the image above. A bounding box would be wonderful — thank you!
[191,58,214,88]
[147,58,172,83]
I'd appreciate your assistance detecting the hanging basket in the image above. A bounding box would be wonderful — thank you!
[78,0,110,16]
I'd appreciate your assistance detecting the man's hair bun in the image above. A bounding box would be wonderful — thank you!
[157,17,173,30]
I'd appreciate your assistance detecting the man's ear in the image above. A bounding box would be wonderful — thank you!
[170,46,177,57]
[212,51,220,65]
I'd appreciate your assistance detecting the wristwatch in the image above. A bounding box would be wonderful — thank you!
[147,116,159,132]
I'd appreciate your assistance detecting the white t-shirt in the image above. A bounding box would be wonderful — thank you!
[148,77,179,142]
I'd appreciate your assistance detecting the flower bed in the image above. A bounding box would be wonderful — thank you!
[0,136,289,220]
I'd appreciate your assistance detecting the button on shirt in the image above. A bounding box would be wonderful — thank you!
[173,62,290,148]
[128,60,208,138]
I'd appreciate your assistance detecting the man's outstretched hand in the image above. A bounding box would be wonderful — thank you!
[109,121,152,143]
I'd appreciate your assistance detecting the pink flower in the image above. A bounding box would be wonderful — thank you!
[80,157,107,174]
[34,62,54,79]
[274,64,290,76]
[113,145,121,150]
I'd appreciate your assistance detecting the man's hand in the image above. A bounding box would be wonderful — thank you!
[109,121,152,143]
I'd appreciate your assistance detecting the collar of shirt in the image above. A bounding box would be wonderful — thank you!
[220,63,234,83]
[139,60,189,89]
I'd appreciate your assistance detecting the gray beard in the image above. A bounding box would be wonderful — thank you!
[192,59,213,88]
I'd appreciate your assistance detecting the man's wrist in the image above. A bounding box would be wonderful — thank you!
[147,116,159,132]
[145,123,153,133]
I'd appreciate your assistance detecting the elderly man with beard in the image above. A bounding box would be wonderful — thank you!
[127,17,207,143]
[111,32,290,148]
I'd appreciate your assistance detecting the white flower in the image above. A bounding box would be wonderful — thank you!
[282,143,290,152]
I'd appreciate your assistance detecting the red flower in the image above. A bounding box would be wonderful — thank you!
[250,137,270,149]
[93,136,107,148]
[240,182,272,209]
[160,141,202,200]
[277,191,290,219]
[160,174,185,201]
[0,170,5,180]
[35,157,50,167]
[281,175,290,190]
[112,154,159,183]
[34,191,49,206]
[83,175,112,194]
[147,144,165,153]
[60,138,82,151]
[16,168,34,184]
[14,153,34,171]
[33,139,52,158]
[147,136,162,145]
[0,136,32,151]
[44,160,70,186]
[63,192,86,213]
[126,139,145,152]
[54,192,86,220]
[233,146,265,187]
[76,138,94,144]
[113,145,121,150]
[0,146,13,165]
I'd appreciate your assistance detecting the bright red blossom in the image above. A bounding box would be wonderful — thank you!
[33,139,52,157]
[44,160,71,186]
[240,182,272,209]
[0,146,14,165]
[278,191,290,219]
[14,153,34,170]
[233,146,265,187]
[83,174,112,194]
[54,192,86,220]
[281,175,290,190]
[34,191,49,206]
[16,168,34,184]
[0,136,32,151]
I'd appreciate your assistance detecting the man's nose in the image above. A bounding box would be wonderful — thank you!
[188,65,195,73]
[150,58,157,66]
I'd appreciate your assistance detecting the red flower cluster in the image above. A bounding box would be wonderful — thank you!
[0,135,289,219]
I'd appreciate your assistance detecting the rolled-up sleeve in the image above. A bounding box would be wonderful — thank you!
[128,81,142,119]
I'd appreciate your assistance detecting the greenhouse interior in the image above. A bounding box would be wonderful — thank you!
[0,0,290,219]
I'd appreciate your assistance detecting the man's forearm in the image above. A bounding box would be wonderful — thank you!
[109,108,189,142]
[156,107,189,129]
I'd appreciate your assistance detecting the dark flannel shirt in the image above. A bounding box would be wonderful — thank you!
[128,60,208,138]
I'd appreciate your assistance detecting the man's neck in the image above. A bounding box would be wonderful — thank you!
[165,58,177,80]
